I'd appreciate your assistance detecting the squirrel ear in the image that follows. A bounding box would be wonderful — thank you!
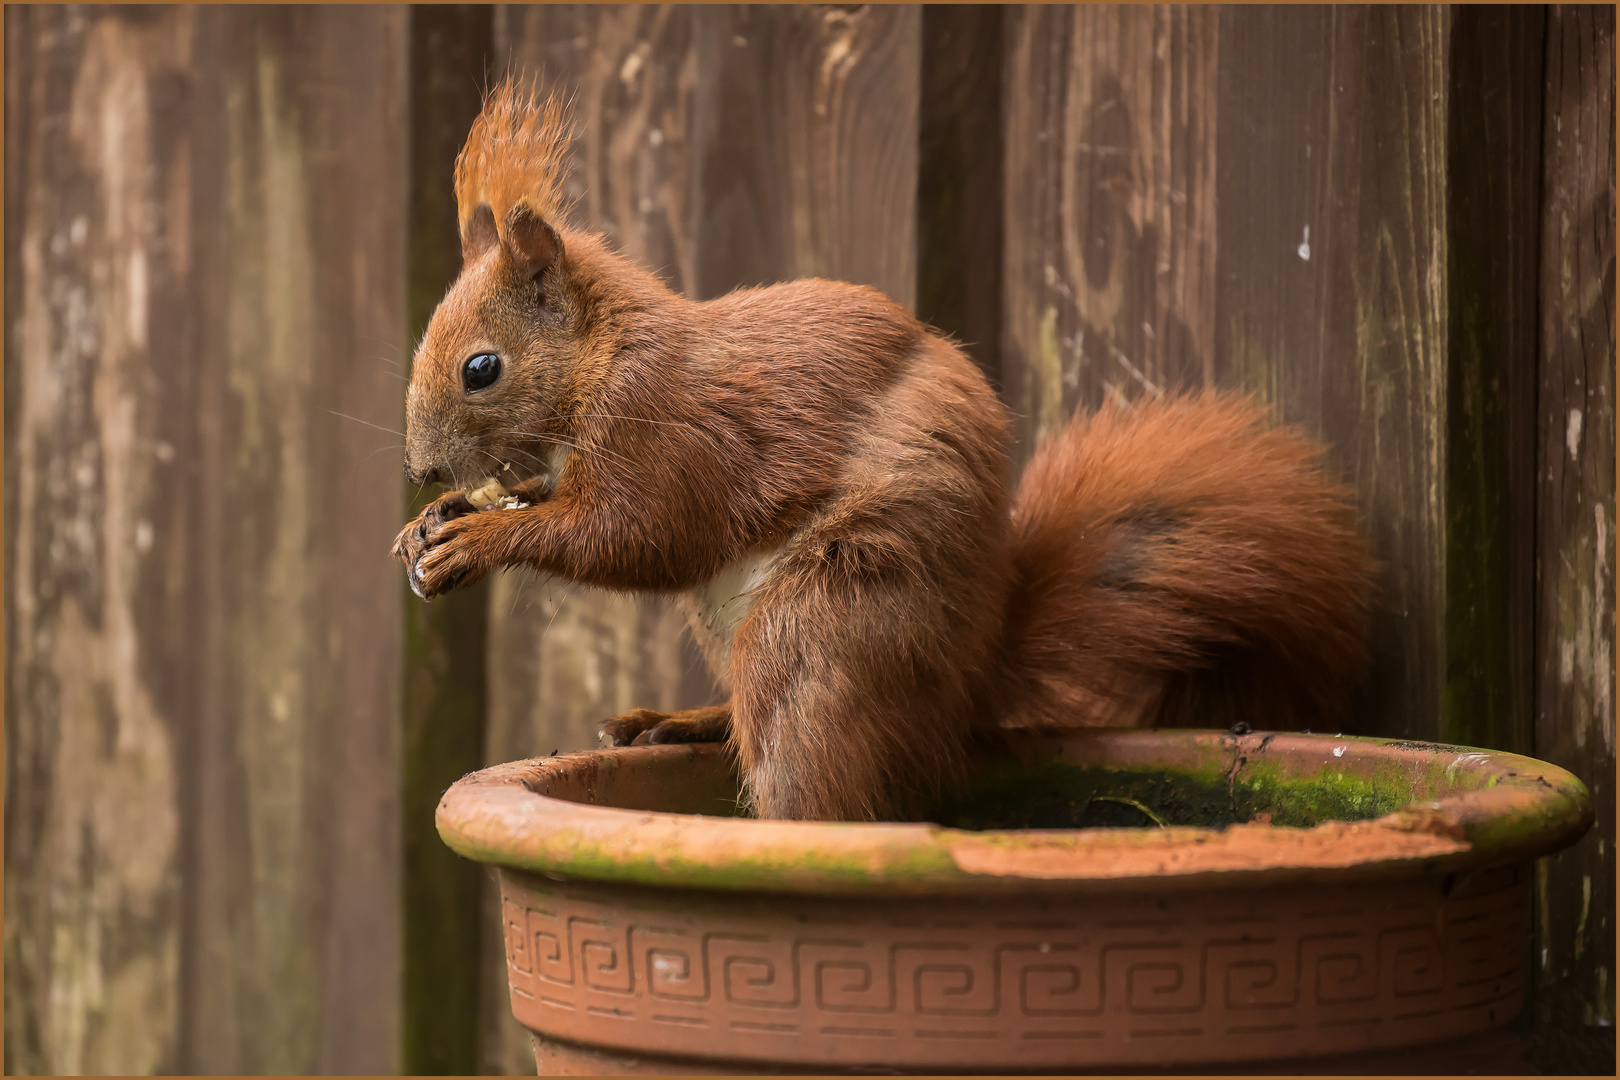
[462,204,499,264]
[505,206,561,283]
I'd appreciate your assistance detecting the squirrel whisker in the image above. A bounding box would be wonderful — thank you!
[506,430,638,471]
[328,410,405,438]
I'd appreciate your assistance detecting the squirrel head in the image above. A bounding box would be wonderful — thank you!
[403,80,580,489]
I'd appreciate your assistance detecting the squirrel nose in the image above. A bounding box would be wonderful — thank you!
[405,461,442,488]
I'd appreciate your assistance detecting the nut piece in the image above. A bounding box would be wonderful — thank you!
[464,476,532,511]
[465,477,510,510]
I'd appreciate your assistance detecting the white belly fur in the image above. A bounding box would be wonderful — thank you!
[540,444,570,494]
[687,543,783,682]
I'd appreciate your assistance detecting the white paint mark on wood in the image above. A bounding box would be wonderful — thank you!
[1568,406,1584,459]
[1063,328,1084,390]
[1297,224,1311,261]
[618,48,644,86]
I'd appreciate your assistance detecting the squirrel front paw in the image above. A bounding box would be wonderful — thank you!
[391,490,479,599]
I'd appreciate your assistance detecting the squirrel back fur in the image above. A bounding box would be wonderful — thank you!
[394,81,1374,821]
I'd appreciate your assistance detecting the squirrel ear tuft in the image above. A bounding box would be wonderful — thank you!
[505,206,561,283]
[463,204,499,264]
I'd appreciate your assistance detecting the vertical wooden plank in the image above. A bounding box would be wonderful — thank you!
[4,8,189,1073]
[691,5,920,305]
[918,4,1005,385]
[1002,4,1219,466]
[401,6,495,1077]
[1211,7,1335,433]
[1443,6,1545,756]
[1534,3,1615,1051]
[1214,6,1451,739]
[5,5,410,1072]
[302,10,409,1067]
[480,5,920,1070]
[178,6,408,1073]
[6,6,408,1074]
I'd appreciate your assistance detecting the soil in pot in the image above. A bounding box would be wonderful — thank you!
[933,735,1446,831]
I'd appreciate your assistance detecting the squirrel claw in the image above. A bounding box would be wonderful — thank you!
[600,708,669,746]
[394,490,488,599]
[407,569,429,600]
[413,539,483,599]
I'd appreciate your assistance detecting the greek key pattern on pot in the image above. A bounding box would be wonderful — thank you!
[500,869,1523,1062]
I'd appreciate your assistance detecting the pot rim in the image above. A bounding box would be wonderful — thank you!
[436,729,1592,897]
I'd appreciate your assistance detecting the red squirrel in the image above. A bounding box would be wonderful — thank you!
[393,82,1375,822]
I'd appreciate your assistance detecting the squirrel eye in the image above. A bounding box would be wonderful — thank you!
[462,352,501,393]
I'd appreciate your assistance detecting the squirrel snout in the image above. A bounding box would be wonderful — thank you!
[404,460,442,488]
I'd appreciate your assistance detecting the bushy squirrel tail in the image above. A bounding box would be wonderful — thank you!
[990,391,1376,733]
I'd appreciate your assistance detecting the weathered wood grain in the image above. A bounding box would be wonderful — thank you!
[4,5,408,1074]
[1533,3,1615,1042]
[181,7,409,1072]
[918,4,1005,385]
[1003,4,1219,464]
[690,5,920,304]
[1443,5,1545,758]
[1215,6,1451,740]
[5,8,189,1072]
[400,6,495,1077]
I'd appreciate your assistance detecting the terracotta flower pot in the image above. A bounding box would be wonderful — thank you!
[437,730,1591,1074]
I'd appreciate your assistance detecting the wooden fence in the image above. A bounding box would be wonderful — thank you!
[5,5,1613,1074]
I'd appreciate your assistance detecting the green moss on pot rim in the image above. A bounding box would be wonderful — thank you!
[436,730,1593,897]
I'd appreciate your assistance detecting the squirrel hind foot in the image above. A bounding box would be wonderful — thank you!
[599,705,732,747]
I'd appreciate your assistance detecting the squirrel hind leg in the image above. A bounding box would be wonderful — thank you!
[727,560,993,822]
